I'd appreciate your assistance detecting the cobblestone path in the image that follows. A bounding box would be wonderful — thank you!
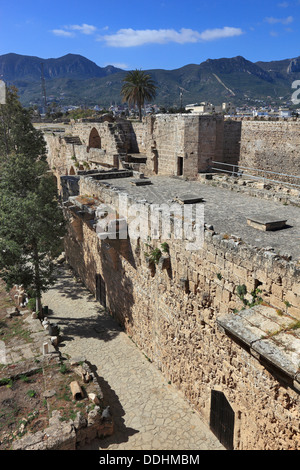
[42,266,224,451]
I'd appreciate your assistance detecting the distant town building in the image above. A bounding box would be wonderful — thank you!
[279,108,293,118]
[185,101,236,115]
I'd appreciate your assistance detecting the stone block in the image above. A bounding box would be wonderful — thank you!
[247,216,287,231]
[206,251,216,264]
[287,306,300,320]
[268,295,286,311]
[285,291,300,309]
[232,264,248,281]
[271,284,283,300]
[222,289,232,304]
[292,283,300,297]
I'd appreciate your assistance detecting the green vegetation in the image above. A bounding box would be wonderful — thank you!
[3,53,298,110]
[289,320,300,330]
[0,377,13,387]
[145,247,162,265]
[236,284,263,308]
[27,298,36,312]
[0,87,66,313]
[0,317,32,343]
[121,69,157,121]
[160,242,169,254]
[59,362,69,375]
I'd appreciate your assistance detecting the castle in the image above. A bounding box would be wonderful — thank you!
[43,113,300,450]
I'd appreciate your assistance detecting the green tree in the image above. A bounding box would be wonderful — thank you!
[121,69,157,121]
[0,86,46,161]
[0,87,65,313]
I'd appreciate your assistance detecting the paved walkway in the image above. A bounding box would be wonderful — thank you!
[42,266,224,451]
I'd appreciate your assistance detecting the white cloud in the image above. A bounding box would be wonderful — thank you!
[265,15,294,24]
[51,24,97,37]
[199,27,243,41]
[278,1,289,7]
[51,29,75,37]
[99,26,243,47]
[68,24,97,35]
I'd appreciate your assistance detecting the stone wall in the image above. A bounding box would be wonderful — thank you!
[138,114,224,178]
[43,116,300,187]
[63,176,300,450]
[44,115,225,183]
[44,119,134,188]
[222,119,241,167]
[238,120,300,184]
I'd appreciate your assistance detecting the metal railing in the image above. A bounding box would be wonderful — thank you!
[211,161,300,189]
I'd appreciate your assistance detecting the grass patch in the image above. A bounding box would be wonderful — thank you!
[0,318,33,344]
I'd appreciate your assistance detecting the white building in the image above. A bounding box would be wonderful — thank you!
[279,108,293,118]
[185,101,236,115]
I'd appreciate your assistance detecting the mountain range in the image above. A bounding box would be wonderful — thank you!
[1,52,300,108]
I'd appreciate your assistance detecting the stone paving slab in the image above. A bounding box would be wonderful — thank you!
[42,267,224,451]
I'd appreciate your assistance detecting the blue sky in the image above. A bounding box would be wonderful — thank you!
[1,0,300,70]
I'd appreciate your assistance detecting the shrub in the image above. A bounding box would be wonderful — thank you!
[27,298,36,311]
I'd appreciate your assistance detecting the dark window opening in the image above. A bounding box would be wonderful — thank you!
[177,157,183,176]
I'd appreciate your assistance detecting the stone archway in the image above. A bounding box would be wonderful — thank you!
[69,166,75,175]
[88,127,101,151]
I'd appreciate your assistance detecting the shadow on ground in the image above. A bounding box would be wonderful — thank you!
[82,361,139,450]
[44,268,123,343]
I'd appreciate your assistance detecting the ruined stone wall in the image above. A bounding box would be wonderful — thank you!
[144,114,186,176]
[130,121,147,154]
[238,120,300,183]
[44,134,74,188]
[71,120,129,156]
[198,116,224,172]
[135,114,224,178]
[44,120,133,186]
[64,176,300,450]
[222,119,242,167]
[44,117,300,187]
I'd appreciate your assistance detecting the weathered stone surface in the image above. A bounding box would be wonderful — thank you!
[41,115,300,450]
[218,305,300,380]
[247,215,287,231]
[42,389,56,398]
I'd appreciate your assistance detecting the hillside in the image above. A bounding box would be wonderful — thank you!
[0,53,122,81]
[1,52,300,108]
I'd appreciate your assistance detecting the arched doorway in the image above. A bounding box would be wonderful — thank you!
[88,127,101,150]
[69,166,75,175]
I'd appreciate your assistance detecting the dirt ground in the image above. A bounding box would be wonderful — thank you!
[0,280,101,450]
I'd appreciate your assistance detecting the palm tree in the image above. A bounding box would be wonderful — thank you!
[121,69,157,121]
